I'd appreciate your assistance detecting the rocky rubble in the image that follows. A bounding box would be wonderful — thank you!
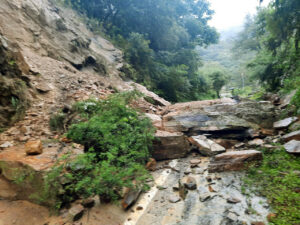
[208,150,263,172]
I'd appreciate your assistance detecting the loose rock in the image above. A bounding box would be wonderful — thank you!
[208,150,263,172]
[121,188,141,210]
[0,141,13,149]
[283,140,300,154]
[248,138,264,146]
[282,130,300,142]
[25,140,43,155]
[152,130,190,160]
[199,193,211,202]
[273,117,298,129]
[188,135,225,156]
[227,197,241,204]
[169,195,181,203]
[183,176,197,190]
[68,204,84,221]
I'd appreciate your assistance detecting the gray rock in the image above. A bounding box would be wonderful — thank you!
[248,138,264,146]
[169,195,181,203]
[184,167,192,175]
[188,135,225,156]
[227,212,238,222]
[284,140,300,154]
[227,197,241,204]
[273,117,298,129]
[152,130,190,160]
[208,150,263,172]
[121,189,141,210]
[162,99,276,138]
[68,204,84,221]
[199,193,211,202]
[282,130,300,142]
[0,141,13,149]
[183,176,197,190]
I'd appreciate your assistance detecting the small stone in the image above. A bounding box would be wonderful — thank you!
[248,138,264,146]
[25,140,43,155]
[184,167,192,175]
[0,141,13,149]
[157,185,167,190]
[121,189,141,210]
[183,176,197,190]
[136,206,143,210]
[208,185,216,192]
[227,212,238,222]
[190,159,201,165]
[68,204,84,221]
[199,193,211,202]
[227,197,241,204]
[169,195,181,203]
[234,142,245,148]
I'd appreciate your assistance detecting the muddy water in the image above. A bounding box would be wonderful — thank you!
[128,155,270,225]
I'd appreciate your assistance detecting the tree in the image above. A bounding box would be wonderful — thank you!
[63,0,219,102]
[210,71,228,98]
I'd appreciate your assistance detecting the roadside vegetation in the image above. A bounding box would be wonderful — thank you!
[244,145,300,224]
[42,92,155,209]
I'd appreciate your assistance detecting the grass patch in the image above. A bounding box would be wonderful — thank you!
[244,146,300,224]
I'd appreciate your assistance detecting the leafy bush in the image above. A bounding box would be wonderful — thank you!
[291,88,300,115]
[43,92,154,208]
[49,113,66,131]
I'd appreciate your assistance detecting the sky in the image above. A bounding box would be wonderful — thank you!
[208,0,272,31]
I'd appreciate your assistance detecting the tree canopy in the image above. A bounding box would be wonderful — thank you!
[63,0,219,102]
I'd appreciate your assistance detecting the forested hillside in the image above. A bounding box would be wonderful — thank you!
[233,0,300,105]
[59,0,219,102]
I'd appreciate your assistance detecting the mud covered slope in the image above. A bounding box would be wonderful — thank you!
[0,0,168,134]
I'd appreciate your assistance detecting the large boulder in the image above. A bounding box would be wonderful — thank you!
[188,135,225,156]
[208,150,263,172]
[162,99,276,139]
[152,130,190,160]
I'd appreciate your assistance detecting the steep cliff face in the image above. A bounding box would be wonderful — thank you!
[0,0,168,140]
[0,35,31,128]
[0,0,127,130]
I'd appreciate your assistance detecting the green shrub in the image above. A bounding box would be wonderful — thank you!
[49,113,66,131]
[291,88,300,115]
[43,92,154,208]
